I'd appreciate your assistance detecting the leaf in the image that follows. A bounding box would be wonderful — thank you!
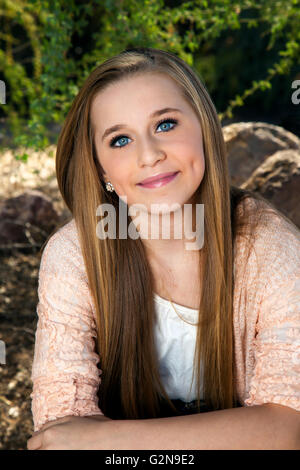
[15,153,29,163]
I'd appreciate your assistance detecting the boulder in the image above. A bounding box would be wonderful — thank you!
[222,122,300,186]
[241,149,300,229]
[0,190,59,247]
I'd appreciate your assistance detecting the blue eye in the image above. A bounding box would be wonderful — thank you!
[109,117,178,148]
[110,136,129,148]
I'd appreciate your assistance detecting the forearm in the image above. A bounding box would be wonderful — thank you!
[89,414,112,421]
[109,404,299,450]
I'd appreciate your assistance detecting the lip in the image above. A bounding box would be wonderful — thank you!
[137,171,179,189]
[137,171,178,185]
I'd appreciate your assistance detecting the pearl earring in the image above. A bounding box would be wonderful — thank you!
[105,181,114,192]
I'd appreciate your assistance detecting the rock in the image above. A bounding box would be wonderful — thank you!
[241,149,300,228]
[222,122,300,186]
[8,407,19,418]
[8,380,17,391]
[0,190,59,247]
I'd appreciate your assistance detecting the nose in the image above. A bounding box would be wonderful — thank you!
[136,136,166,167]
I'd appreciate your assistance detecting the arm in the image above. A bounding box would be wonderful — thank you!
[30,225,104,433]
[35,414,111,433]
[106,403,299,450]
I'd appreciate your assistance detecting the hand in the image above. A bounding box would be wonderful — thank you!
[27,414,112,450]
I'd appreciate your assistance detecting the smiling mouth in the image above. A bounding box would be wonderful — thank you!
[137,171,179,188]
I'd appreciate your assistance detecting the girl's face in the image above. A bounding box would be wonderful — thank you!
[91,72,205,213]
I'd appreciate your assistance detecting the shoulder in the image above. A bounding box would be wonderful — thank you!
[44,218,80,252]
[41,218,81,259]
[39,218,87,282]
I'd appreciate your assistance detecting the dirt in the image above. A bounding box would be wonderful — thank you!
[0,250,40,450]
[0,146,69,450]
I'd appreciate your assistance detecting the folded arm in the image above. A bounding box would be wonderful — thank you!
[105,403,299,450]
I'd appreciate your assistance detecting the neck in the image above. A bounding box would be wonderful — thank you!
[131,202,203,269]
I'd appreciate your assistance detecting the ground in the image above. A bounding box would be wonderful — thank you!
[0,146,68,450]
[0,249,40,449]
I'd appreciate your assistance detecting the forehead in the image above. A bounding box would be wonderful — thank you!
[90,73,188,126]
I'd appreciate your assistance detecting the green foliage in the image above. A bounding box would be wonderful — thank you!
[0,0,299,160]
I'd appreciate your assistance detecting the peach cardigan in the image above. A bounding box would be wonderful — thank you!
[30,200,300,432]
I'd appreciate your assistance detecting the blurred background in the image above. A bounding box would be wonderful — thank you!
[0,0,299,449]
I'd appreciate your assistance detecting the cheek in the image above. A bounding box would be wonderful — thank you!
[186,146,204,172]
[102,155,121,178]
[176,137,204,164]
[111,164,133,191]
[196,152,205,173]
[186,149,205,185]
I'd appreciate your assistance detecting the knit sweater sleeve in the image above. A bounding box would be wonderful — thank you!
[243,209,300,411]
[30,221,104,432]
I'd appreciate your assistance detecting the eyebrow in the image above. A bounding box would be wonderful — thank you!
[101,107,182,142]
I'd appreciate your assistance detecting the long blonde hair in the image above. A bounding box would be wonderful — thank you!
[52,47,284,419]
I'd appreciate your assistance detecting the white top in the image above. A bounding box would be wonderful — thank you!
[153,293,204,402]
